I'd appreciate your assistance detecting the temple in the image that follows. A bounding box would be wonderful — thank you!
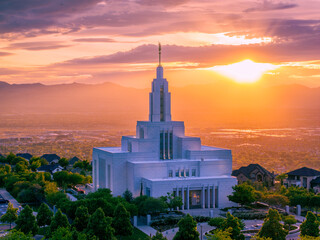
[92,45,237,209]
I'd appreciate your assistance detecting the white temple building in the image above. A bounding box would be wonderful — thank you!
[92,45,237,209]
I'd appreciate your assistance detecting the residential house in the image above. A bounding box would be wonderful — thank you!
[40,154,60,165]
[37,164,63,175]
[285,167,320,190]
[232,164,275,186]
[311,177,320,193]
[16,153,33,161]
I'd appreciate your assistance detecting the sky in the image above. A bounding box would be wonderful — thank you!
[0,0,319,88]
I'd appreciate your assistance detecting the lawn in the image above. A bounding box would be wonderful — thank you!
[116,227,149,240]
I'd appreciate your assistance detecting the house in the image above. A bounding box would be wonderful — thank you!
[92,48,237,209]
[232,164,275,186]
[40,154,60,164]
[285,167,320,190]
[16,153,33,161]
[37,164,63,175]
[68,156,80,166]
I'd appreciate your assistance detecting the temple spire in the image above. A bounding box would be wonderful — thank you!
[158,42,161,66]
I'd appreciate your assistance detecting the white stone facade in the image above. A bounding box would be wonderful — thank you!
[93,60,237,209]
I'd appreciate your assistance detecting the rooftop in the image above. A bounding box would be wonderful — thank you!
[287,167,320,177]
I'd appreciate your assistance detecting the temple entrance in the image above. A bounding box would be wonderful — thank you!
[189,190,201,209]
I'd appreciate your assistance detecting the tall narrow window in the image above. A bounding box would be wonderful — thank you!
[192,169,196,177]
[169,132,173,159]
[160,86,164,121]
[168,170,173,177]
[128,142,132,152]
[160,132,164,159]
[165,131,168,159]
[139,128,144,139]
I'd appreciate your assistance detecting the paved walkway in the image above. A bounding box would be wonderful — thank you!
[0,189,20,209]
[182,208,222,217]
[136,225,157,238]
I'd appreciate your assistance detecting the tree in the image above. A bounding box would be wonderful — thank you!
[228,183,256,206]
[0,202,18,229]
[37,203,53,227]
[276,173,288,185]
[283,215,297,231]
[50,209,70,234]
[1,230,33,240]
[262,194,289,208]
[87,208,115,240]
[15,205,38,235]
[258,208,288,240]
[29,160,41,171]
[112,203,133,236]
[152,231,168,240]
[141,197,167,215]
[163,192,183,211]
[173,214,199,240]
[206,228,232,240]
[123,189,133,203]
[59,157,69,168]
[300,211,320,237]
[220,212,244,240]
[74,205,90,232]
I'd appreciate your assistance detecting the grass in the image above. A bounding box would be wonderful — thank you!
[116,227,150,240]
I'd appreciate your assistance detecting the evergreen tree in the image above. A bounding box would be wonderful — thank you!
[300,211,320,237]
[74,205,90,232]
[49,209,70,234]
[221,212,244,240]
[152,231,168,240]
[173,214,199,240]
[1,230,33,240]
[112,203,133,236]
[87,207,115,240]
[228,183,256,206]
[15,205,38,235]
[258,208,288,240]
[36,203,53,227]
[206,228,232,240]
[123,189,133,203]
[0,202,18,229]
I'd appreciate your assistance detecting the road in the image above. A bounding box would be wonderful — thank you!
[0,189,20,209]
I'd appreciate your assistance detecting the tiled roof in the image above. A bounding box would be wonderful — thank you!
[287,167,320,177]
[232,164,274,179]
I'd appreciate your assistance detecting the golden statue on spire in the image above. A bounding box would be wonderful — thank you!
[158,42,161,66]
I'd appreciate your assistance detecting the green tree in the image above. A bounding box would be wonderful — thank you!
[15,205,38,235]
[206,228,232,240]
[258,208,288,240]
[228,183,256,206]
[0,202,18,229]
[262,194,289,208]
[112,203,133,236]
[1,230,33,240]
[276,173,288,185]
[50,209,70,234]
[37,203,53,227]
[87,207,115,240]
[29,160,41,171]
[300,211,320,237]
[74,205,90,232]
[173,214,199,240]
[14,161,29,174]
[123,189,133,203]
[141,197,167,215]
[152,231,168,240]
[221,212,244,240]
[208,217,226,228]
[58,157,69,168]
[283,215,297,231]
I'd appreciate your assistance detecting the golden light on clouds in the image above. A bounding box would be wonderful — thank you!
[209,60,279,83]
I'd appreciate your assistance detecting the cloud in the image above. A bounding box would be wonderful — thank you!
[136,0,189,7]
[0,51,13,56]
[244,0,298,12]
[7,41,70,51]
[72,38,115,43]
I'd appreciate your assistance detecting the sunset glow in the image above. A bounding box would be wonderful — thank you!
[210,60,278,83]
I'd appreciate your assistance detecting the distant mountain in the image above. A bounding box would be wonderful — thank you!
[0,81,319,127]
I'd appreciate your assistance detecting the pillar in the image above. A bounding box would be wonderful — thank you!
[202,185,205,209]
[207,185,210,208]
[212,184,215,208]
[133,216,138,227]
[186,186,190,210]
[181,186,185,210]
[147,214,151,226]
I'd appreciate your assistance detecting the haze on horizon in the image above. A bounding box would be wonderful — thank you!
[0,0,319,88]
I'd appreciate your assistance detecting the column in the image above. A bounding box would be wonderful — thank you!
[186,186,190,210]
[202,185,205,209]
[212,184,215,208]
[175,187,179,210]
[181,186,185,210]
[96,158,99,189]
[207,185,210,209]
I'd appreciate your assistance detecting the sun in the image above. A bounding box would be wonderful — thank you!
[209,59,278,83]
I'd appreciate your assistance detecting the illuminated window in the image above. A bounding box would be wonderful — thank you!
[181,169,185,177]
